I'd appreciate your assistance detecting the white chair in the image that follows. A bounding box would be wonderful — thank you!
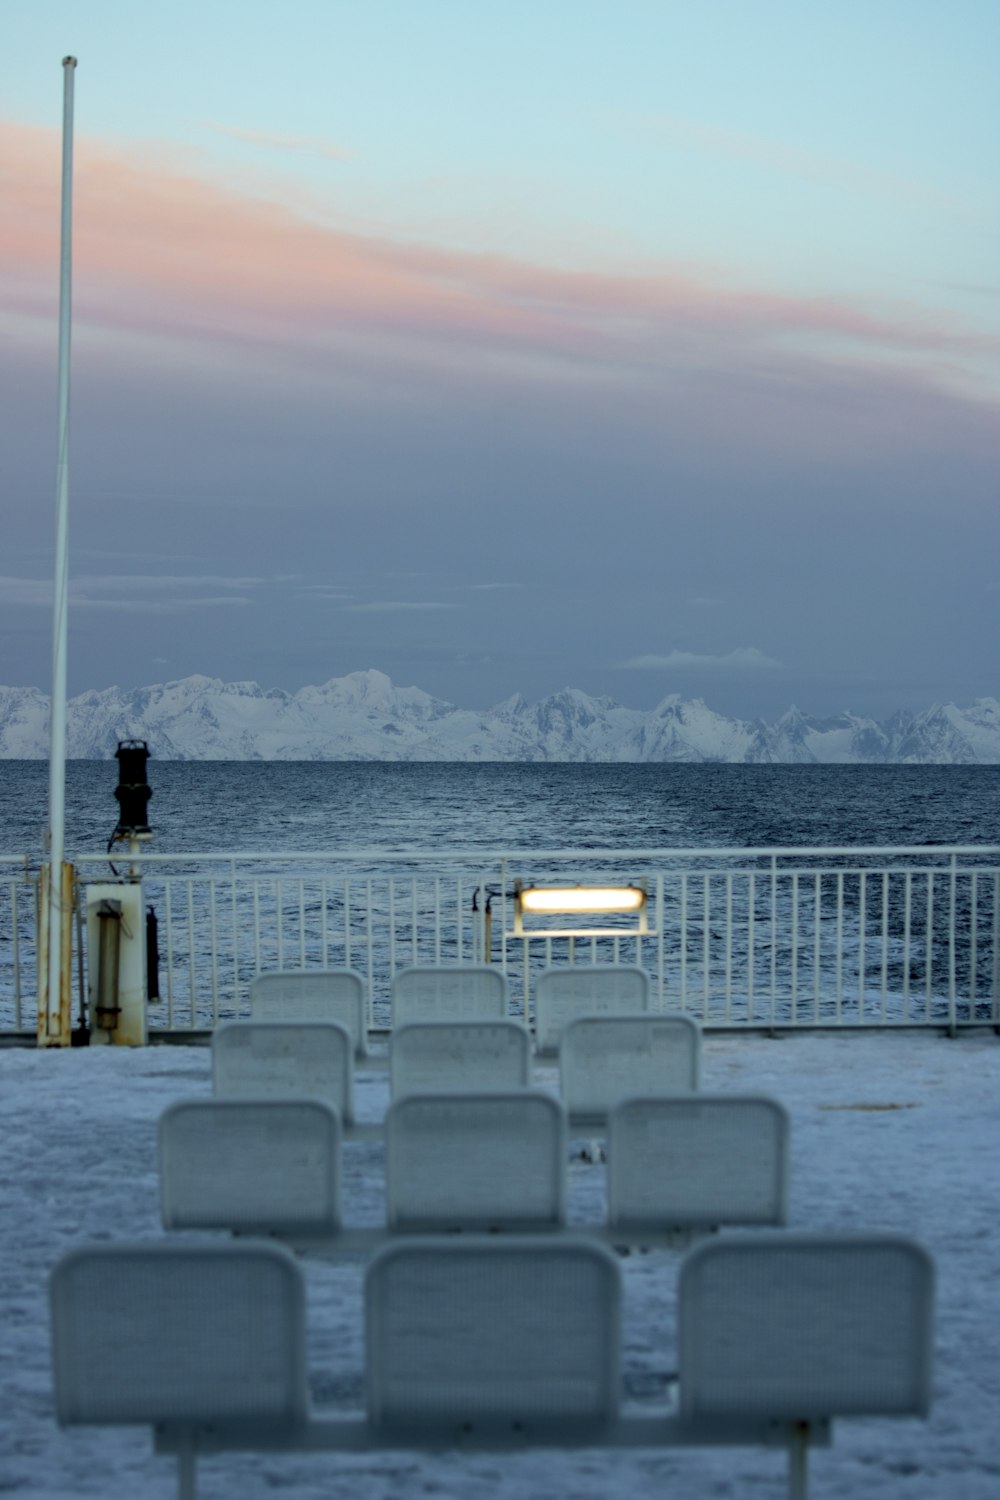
[533,965,650,1056]
[213,1018,355,1126]
[50,1240,309,1500]
[560,1013,700,1126]
[677,1232,935,1497]
[365,1235,621,1437]
[607,1094,790,1238]
[390,1019,532,1099]
[390,964,508,1027]
[160,1097,343,1241]
[385,1091,566,1231]
[250,968,369,1057]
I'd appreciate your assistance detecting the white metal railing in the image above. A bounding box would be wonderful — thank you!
[0,856,35,1033]
[2,845,999,1036]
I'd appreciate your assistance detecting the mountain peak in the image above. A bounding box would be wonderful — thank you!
[0,676,997,762]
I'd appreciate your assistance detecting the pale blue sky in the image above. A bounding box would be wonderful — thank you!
[2,2,999,719]
[8,1,995,292]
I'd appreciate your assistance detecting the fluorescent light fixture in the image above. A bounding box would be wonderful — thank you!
[516,885,646,915]
[512,881,649,937]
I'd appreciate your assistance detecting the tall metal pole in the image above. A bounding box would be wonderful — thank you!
[41,56,78,1046]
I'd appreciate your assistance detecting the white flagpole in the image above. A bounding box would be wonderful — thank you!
[42,55,77,1045]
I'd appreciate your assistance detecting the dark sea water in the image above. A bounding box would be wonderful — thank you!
[1,759,998,856]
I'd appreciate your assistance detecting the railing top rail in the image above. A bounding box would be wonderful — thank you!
[58,842,1000,866]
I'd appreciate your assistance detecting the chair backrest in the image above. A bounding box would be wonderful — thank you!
[560,1014,701,1122]
[678,1233,935,1421]
[51,1241,308,1430]
[249,968,368,1057]
[213,1019,354,1125]
[533,965,650,1056]
[385,1091,566,1231]
[366,1236,621,1437]
[390,1019,532,1099]
[607,1094,789,1231]
[390,965,508,1027]
[160,1098,342,1239]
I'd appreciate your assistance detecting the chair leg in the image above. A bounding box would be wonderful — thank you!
[788,1423,809,1500]
[176,1437,197,1500]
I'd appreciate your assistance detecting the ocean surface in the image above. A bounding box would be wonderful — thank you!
[2,759,999,856]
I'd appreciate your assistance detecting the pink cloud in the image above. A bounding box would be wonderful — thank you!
[1,119,997,416]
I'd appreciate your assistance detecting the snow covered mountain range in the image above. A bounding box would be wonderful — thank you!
[2,670,1000,763]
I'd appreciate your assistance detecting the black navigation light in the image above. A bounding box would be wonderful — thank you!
[114,739,152,837]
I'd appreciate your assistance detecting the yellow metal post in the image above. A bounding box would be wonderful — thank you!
[37,861,75,1047]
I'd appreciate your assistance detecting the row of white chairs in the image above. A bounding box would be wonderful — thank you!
[159,1089,790,1249]
[250,962,654,1057]
[52,964,936,1498]
[51,1231,935,1500]
[214,1011,699,1130]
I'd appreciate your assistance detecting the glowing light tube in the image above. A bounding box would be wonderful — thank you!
[516,885,645,915]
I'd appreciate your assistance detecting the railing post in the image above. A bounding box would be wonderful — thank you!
[186,881,196,1028]
[902,870,912,1020]
[724,871,733,1023]
[880,870,889,1023]
[747,870,755,1020]
[655,873,664,1010]
[969,871,978,1023]
[230,860,239,1015]
[498,858,509,987]
[12,878,23,1031]
[679,872,688,1010]
[37,861,74,1048]
[769,856,777,1026]
[835,871,844,1022]
[925,872,934,1022]
[702,873,711,1022]
[812,871,821,1022]
[948,854,957,1034]
[789,870,799,1024]
[858,871,867,1023]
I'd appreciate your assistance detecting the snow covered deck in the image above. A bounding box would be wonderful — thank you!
[4,1030,998,1498]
